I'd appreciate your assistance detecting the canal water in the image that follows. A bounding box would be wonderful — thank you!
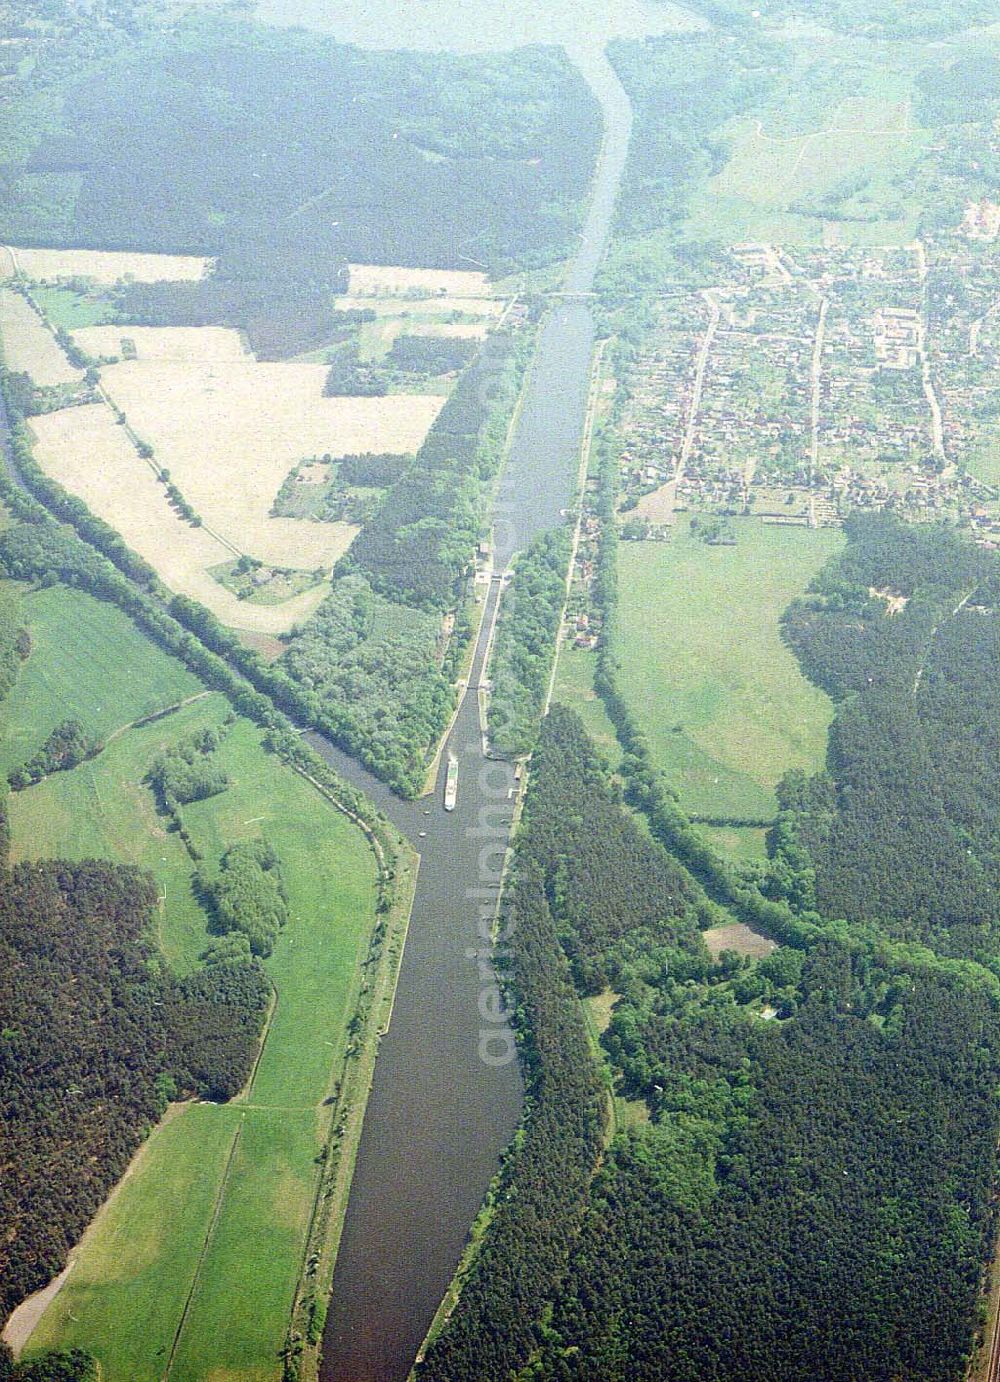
[306,37,646,1381]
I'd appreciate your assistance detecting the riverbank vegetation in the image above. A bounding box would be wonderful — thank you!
[419,705,712,1381]
[488,526,571,759]
[280,325,536,794]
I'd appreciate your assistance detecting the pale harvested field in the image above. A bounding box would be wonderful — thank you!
[7,246,211,283]
[72,325,249,363]
[703,922,777,961]
[336,294,505,319]
[347,263,493,296]
[635,479,677,523]
[0,289,83,386]
[407,321,488,339]
[28,404,328,634]
[98,359,444,566]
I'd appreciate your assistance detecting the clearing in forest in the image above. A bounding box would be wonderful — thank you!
[616,517,842,822]
[703,922,777,961]
[344,263,494,297]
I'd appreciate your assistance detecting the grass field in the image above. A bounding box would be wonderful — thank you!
[13,583,378,1380]
[552,644,622,770]
[698,823,769,862]
[29,285,112,330]
[687,81,927,247]
[0,585,202,776]
[616,518,842,822]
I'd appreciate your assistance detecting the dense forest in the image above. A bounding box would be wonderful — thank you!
[279,574,453,797]
[549,952,1000,1381]
[339,331,526,611]
[423,704,1000,1382]
[0,16,599,355]
[602,33,776,292]
[777,514,1000,961]
[0,860,269,1325]
[418,708,710,1379]
[0,1345,96,1381]
[488,527,571,760]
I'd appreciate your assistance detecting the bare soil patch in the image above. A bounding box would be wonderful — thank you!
[97,359,442,568]
[336,294,504,319]
[346,264,493,297]
[72,325,249,363]
[27,403,328,634]
[634,479,677,523]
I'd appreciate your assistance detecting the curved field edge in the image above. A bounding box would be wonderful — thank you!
[4,581,414,1382]
[614,519,843,824]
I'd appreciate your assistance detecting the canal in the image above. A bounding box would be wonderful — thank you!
[314,41,636,1382]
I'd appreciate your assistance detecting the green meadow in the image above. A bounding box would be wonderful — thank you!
[552,643,622,771]
[0,584,202,778]
[15,583,376,1381]
[615,519,842,824]
[687,75,928,247]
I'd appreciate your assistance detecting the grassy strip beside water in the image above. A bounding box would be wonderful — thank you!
[13,584,380,1382]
